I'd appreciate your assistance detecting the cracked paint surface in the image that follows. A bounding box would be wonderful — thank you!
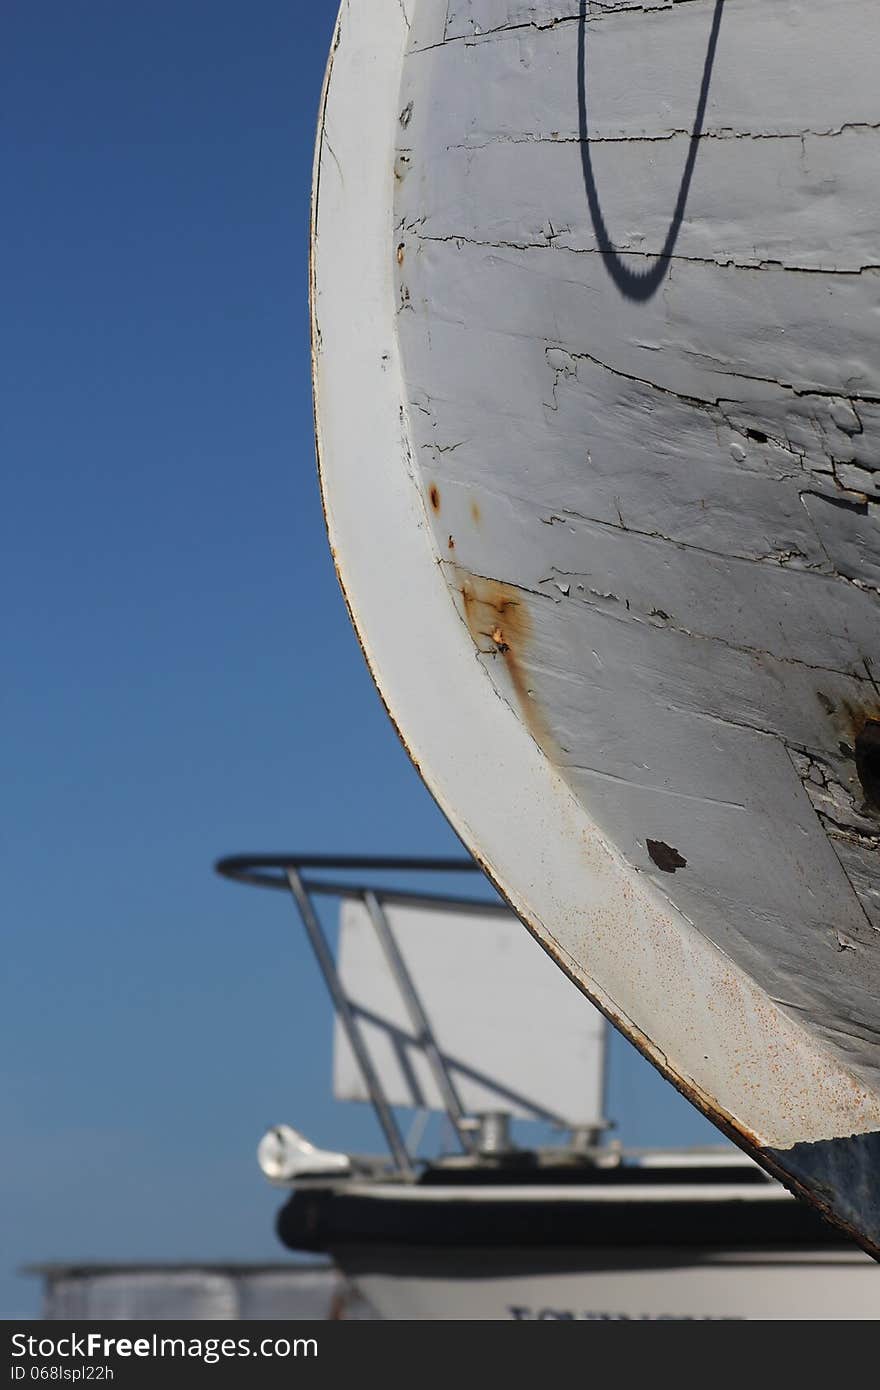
[311,0,880,1252]
[393,0,880,1095]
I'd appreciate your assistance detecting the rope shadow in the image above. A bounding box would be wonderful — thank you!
[577,0,726,301]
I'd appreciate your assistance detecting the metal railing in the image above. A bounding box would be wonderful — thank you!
[215,853,508,1178]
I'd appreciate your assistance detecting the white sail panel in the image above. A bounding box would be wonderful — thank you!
[333,899,606,1126]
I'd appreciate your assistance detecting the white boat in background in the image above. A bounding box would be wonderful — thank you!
[217,855,879,1319]
[26,1262,374,1322]
[309,0,880,1253]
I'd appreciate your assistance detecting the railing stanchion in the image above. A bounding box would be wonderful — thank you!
[284,868,414,1178]
[363,889,475,1154]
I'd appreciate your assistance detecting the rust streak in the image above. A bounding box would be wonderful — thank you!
[823,695,880,810]
[838,697,880,748]
[459,572,552,750]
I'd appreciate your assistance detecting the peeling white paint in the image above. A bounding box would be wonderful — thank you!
[313,0,880,1247]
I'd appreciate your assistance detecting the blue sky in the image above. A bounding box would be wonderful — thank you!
[1,1,720,1317]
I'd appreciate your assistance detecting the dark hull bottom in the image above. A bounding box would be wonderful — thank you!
[278,1187,846,1255]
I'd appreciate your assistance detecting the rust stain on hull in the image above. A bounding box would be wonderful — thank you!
[823,693,880,756]
[458,572,553,752]
[818,691,880,814]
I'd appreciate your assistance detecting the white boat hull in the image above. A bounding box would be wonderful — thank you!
[312,0,880,1251]
[341,1245,879,1321]
[275,1162,880,1319]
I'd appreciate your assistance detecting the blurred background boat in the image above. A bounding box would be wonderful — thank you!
[26,1262,374,1322]
[218,853,880,1319]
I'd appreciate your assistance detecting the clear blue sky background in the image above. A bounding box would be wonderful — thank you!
[2,1,721,1317]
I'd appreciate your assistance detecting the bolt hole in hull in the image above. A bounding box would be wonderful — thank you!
[311,0,880,1263]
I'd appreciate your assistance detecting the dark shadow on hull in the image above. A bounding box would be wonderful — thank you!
[577,0,725,301]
